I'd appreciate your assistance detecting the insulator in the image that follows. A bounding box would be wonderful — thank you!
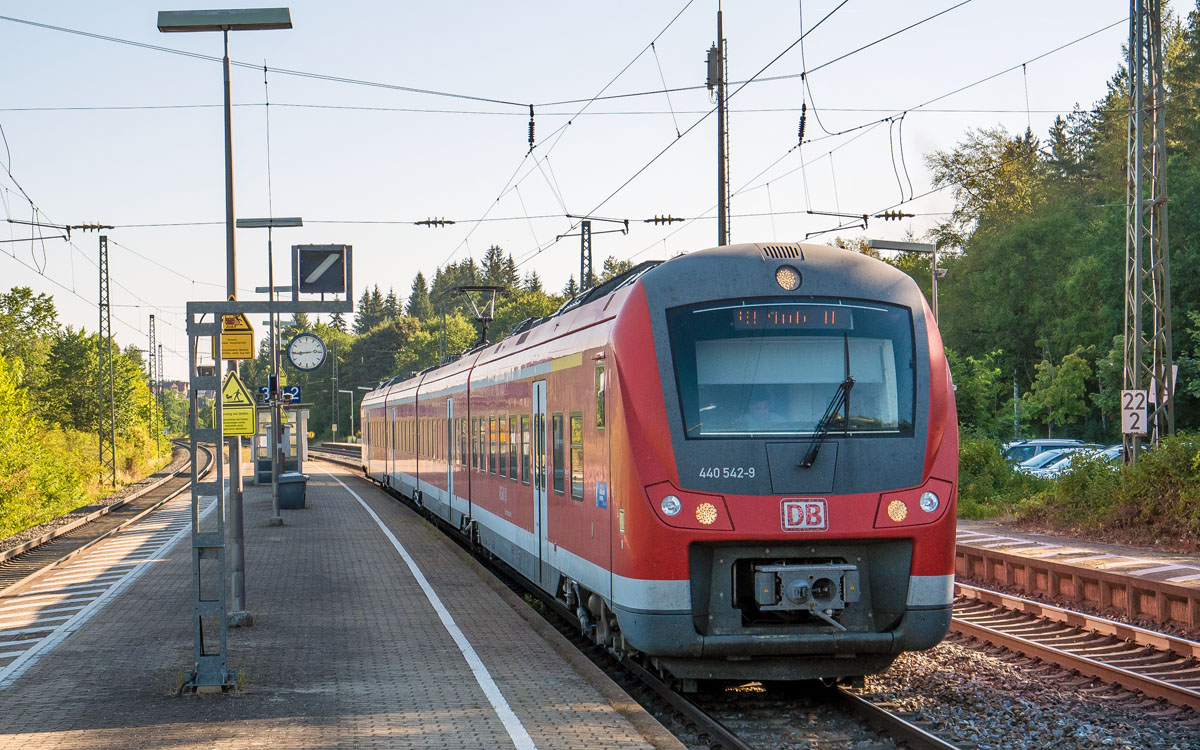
[528,104,535,152]
[798,103,807,145]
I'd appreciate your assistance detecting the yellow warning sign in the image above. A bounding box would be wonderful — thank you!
[211,313,255,360]
[222,371,257,436]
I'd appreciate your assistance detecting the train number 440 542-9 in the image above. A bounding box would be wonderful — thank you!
[699,466,756,479]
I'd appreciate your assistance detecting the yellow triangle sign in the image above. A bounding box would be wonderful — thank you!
[222,371,255,407]
[221,313,253,332]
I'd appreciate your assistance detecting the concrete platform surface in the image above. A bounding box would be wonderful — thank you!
[0,462,681,750]
[958,521,1200,586]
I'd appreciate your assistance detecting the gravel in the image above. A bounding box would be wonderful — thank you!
[859,638,1200,749]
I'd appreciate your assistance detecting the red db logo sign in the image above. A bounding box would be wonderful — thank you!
[781,498,827,532]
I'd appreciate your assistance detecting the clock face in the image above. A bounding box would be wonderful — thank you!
[287,333,327,372]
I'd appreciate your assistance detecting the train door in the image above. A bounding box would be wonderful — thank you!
[533,380,548,585]
[445,398,454,506]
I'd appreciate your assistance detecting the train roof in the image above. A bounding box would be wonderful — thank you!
[360,241,916,405]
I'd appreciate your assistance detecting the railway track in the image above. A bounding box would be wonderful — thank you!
[0,443,216,686]
[951,582,1200,713]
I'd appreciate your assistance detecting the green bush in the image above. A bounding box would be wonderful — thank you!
[1015,450,1120,528]
[1015,434,1200,544]
[957,436,1046,519]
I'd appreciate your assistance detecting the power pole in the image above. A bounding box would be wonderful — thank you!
[98,236,117,487]
[580,220,593,291]
[149,314,159,456]
[1124,0,1173,462]
[707,9,731,247]
[331,339,338,439]
[157,343,165,445]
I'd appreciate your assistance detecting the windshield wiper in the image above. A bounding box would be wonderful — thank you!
[799,377,854,468]
[800,333,854,469]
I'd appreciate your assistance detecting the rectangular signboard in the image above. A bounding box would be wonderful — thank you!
[1121,389,1149,435]
[294,244,350,294]
[210,312,254,360]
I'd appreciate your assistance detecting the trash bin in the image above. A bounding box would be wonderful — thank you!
[278,472,309,509]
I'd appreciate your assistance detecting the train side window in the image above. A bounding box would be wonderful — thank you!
[552,413,564,494]
[472,417,482,470]
[595,364,605,428]
[570,411,584,500]
[520,414,531,485]
[489,416,498,474]
[460,417,467,467]
[499,415,509,477]
[470,418,477,470]
[508,415,518,482]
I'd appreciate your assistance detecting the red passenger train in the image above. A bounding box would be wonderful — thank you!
[360,242,957,684]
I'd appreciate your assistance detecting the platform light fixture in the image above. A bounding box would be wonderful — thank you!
[866,239,941,323]
[158,6,295,637]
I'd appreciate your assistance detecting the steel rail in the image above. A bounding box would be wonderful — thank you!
[833,687,962,750]
[952,583,1200,712]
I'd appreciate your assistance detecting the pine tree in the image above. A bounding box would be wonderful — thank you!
[562,275,579,298]
[384,288,402,320]
[522,271,543,293]
[355,284,387,333]
[407,272,433,320]
[599,256,634,283]
[330,308,348,333]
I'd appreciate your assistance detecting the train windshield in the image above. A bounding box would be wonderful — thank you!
[667,299,915,439]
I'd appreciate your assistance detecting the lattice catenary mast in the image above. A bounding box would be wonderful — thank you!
[1124,0,1174,460]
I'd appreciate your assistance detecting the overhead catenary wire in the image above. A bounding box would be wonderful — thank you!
[623,14,1131,262]
[517,0,987,269]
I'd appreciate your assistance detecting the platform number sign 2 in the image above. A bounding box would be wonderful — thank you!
[1121,389,1149,435]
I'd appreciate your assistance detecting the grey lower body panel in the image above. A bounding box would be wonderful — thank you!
[613,605,951,680]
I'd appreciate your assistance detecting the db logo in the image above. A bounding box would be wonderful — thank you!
[781,498,828,532]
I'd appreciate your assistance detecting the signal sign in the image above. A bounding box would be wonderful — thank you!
[221,371,256,436]
[1121,389,1149,435]
[210,312,254,360]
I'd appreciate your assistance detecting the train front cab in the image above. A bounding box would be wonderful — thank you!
[607,243,957,682]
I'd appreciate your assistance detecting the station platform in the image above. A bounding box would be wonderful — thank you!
[958,521,1200,587]
[0,462,680,750]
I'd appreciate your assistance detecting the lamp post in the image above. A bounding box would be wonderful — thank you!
[238,216,302,526]
[159,6,293,627]
[866,239,943,323]
[356,386,371,438]
[339,390,354,438]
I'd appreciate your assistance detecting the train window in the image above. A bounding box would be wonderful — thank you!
[570,412,584,500]
[595,364,606,428]
[472,417,482,470]
[520,414,531,485]
[489,416,498,474]
[667,298,916,439]
[470,418,477,470]
[508,416,518,482]
[499,415,509,477]
[552,413,564,494]
[460,418,467,467]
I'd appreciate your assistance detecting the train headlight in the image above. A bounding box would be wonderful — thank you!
[775,264,801,291]
[661,495,682,516]
[919,491,940,513]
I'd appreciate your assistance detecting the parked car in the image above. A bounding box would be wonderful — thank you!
[1030,444,1124,479]
[1004,438,1086,465]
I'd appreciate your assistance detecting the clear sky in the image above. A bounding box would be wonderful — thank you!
[0,1,1129,379]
